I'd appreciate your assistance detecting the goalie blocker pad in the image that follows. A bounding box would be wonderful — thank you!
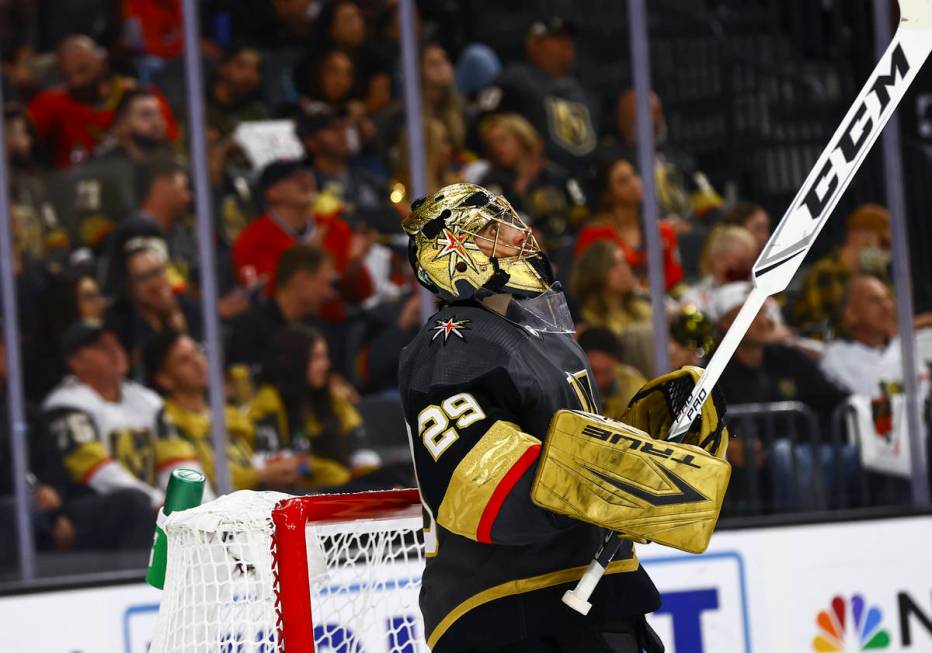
[531,410,730,554]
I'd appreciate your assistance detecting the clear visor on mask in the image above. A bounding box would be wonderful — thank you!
[505,286,576,335]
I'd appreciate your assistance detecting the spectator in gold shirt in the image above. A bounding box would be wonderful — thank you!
[247,325,382,489]
[792,204,892,339]
[145,330,302,492]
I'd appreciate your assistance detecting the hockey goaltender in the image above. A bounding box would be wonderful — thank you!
[398,183,731,653]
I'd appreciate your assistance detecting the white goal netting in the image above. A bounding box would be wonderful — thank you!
[150,489,429,653]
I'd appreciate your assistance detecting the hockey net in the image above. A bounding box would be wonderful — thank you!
[150,488,428,653]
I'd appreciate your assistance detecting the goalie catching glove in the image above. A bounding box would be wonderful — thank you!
[531,366,731,554]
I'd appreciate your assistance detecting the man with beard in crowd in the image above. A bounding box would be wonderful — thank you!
[50,88,178,251]
[792,204,893,339]
[94,88,174,165]
[27,35,177,169]
[207,43,268,138]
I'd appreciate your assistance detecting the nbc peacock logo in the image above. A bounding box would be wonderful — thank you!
[813,594,891,651]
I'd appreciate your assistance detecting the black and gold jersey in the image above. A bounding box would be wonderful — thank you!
[399,300,659,652]
[481,63,600,175]
[245,385,361,488]
[157,400,259,491]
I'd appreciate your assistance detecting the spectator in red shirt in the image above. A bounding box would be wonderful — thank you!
[120,0,184,61]
[576,156,683,292]
[232,160,373,308]
[27,35,178,168]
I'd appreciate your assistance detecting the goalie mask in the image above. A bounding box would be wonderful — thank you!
[403,183,554,301]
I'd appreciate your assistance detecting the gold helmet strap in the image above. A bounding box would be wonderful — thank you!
[475,256,512,297]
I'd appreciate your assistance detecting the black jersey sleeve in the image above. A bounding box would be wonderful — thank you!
[406,370,573,547]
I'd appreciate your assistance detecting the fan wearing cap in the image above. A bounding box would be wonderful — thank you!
[296,104,399,236]
[41,321,208,510]
[791,203,893,339]
[0,328,159,551]
[478,16,600,175]
[231,157,374,315]
[668,305,716,370]
[398,183,729,652]
[711,282,849,430]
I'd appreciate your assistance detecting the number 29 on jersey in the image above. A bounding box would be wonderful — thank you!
[416,393,486,461]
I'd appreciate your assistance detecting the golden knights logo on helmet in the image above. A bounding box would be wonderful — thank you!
[403,183,554,301]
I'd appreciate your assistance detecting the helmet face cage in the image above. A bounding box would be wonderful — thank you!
[403,183,550,301]
[458,194,541,262]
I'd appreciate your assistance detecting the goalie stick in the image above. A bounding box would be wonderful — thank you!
[562,0,932,616]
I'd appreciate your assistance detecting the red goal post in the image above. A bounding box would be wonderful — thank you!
[274,489,424,653]
[150,488,428,653]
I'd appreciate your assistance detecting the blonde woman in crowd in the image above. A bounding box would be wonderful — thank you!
[478,113,547,198]
[477,112,587,250]
[395,118,462,201]
[679,223,757,315]
[421,43,466,154]
[681,223,793,342]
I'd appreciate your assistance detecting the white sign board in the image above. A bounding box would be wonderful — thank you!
[641,514,932,653]
[232,120,305,171]
[0,582,161,652]
[0,515,930,653]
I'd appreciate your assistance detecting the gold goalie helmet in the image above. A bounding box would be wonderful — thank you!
[403,183,554,301]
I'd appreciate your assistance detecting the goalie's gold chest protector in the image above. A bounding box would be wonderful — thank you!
[399,301,660,652]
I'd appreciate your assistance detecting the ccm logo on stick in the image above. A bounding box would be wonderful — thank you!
[804,44,908,218]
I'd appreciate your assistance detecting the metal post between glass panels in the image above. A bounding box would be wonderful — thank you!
[181,0,232,495]
[872,0,929,505]
[628,0,671,375]
[0,63,36,581]
[398,0,433,321]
